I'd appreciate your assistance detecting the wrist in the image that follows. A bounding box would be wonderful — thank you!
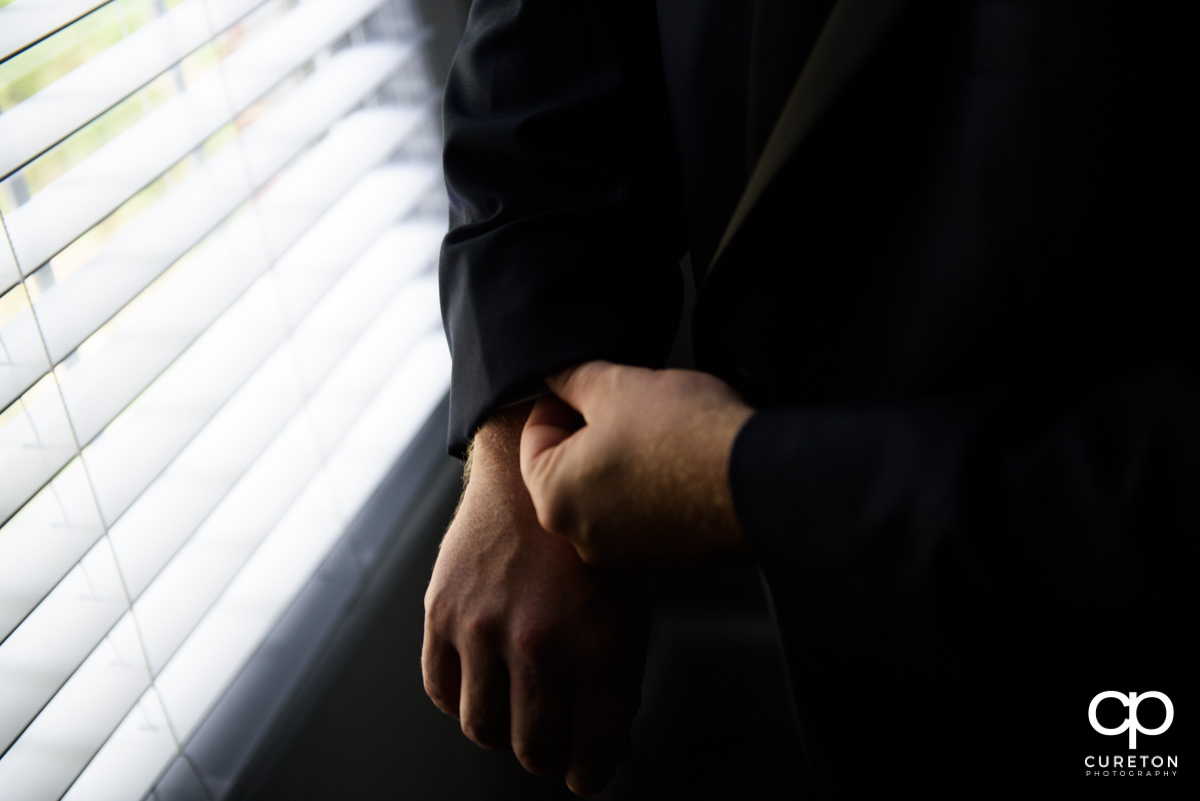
[467,401,535,481]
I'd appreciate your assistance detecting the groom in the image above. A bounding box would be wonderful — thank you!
[425,0,1200,795]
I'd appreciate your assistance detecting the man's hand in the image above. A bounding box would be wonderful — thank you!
[520,362,756,569]
[423,405,649,796]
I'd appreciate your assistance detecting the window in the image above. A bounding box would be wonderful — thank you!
[0,1,450,798]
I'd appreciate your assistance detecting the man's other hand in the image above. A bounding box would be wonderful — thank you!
[520,362,755,569]
[422,405,649,796]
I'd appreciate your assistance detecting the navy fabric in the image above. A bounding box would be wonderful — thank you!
[439,1,1200,795]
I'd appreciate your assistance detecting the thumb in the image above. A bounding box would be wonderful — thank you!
[520,394,585,533]
[545,360,617,418]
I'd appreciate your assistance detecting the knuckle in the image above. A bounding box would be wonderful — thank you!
[423,677,456,717]
[512,623,553,659]
[575,544,599,566]
[465,613,500,642]
[424,593,452,629]
[540,468,596,537]
[460,719,485,745]
[462,719,508,751]
[568,757,617,795]
[514,742,560,778]
[533,504,559,536]
[603,366,623,396]
[538,492,576,537]
[574,539,608,567]
[572,627,617,663]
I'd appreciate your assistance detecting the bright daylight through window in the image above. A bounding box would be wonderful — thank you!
[0,1,449,798]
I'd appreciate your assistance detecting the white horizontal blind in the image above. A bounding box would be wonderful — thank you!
[0,1,111,63]
[0,1,451,799]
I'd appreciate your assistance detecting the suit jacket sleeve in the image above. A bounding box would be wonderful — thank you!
[439,0,684,456]
[729,362,1200,785]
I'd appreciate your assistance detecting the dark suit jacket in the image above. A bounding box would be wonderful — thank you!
[439,1,1199,796]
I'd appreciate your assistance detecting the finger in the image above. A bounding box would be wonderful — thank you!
[521,394,583,473]
[509,632,568,777]
[545,360,618,416]
[421,625,462,717]
[521,396,588,538]
[459,630,512,751]
[564,665,635,796]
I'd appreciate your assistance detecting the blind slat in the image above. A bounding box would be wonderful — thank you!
[251,108,432,259]
[303,280,441,454]
[0,538,129,755]
[0,0,229,180]
[0,614,151,801]
[54,210,271,448]
[72,122,434,529]
[25,49,422,365]
[267,164,439,331]
[59,688,176,801]
[0,375,78,527]
[0,235,18,296]
[133,398,327,677]
[82,276,288,528]
[152,336,449,745]
[324,334,450,513]
[105,211,440,604]
[108,347,306,604]
[0,0,393,183]
[286,221,444,388]
[0,1,448,797]
[154,470,345,743]
[5,70,237,277]
[134,272,440,676]
[217,0,394,111]
[0,283,50,412]
[26,138,257,365]
[0,0,108,64]
[6,27,415,277]
[0,459,104,644]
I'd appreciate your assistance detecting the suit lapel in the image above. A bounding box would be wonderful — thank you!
[704,0,915,283]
